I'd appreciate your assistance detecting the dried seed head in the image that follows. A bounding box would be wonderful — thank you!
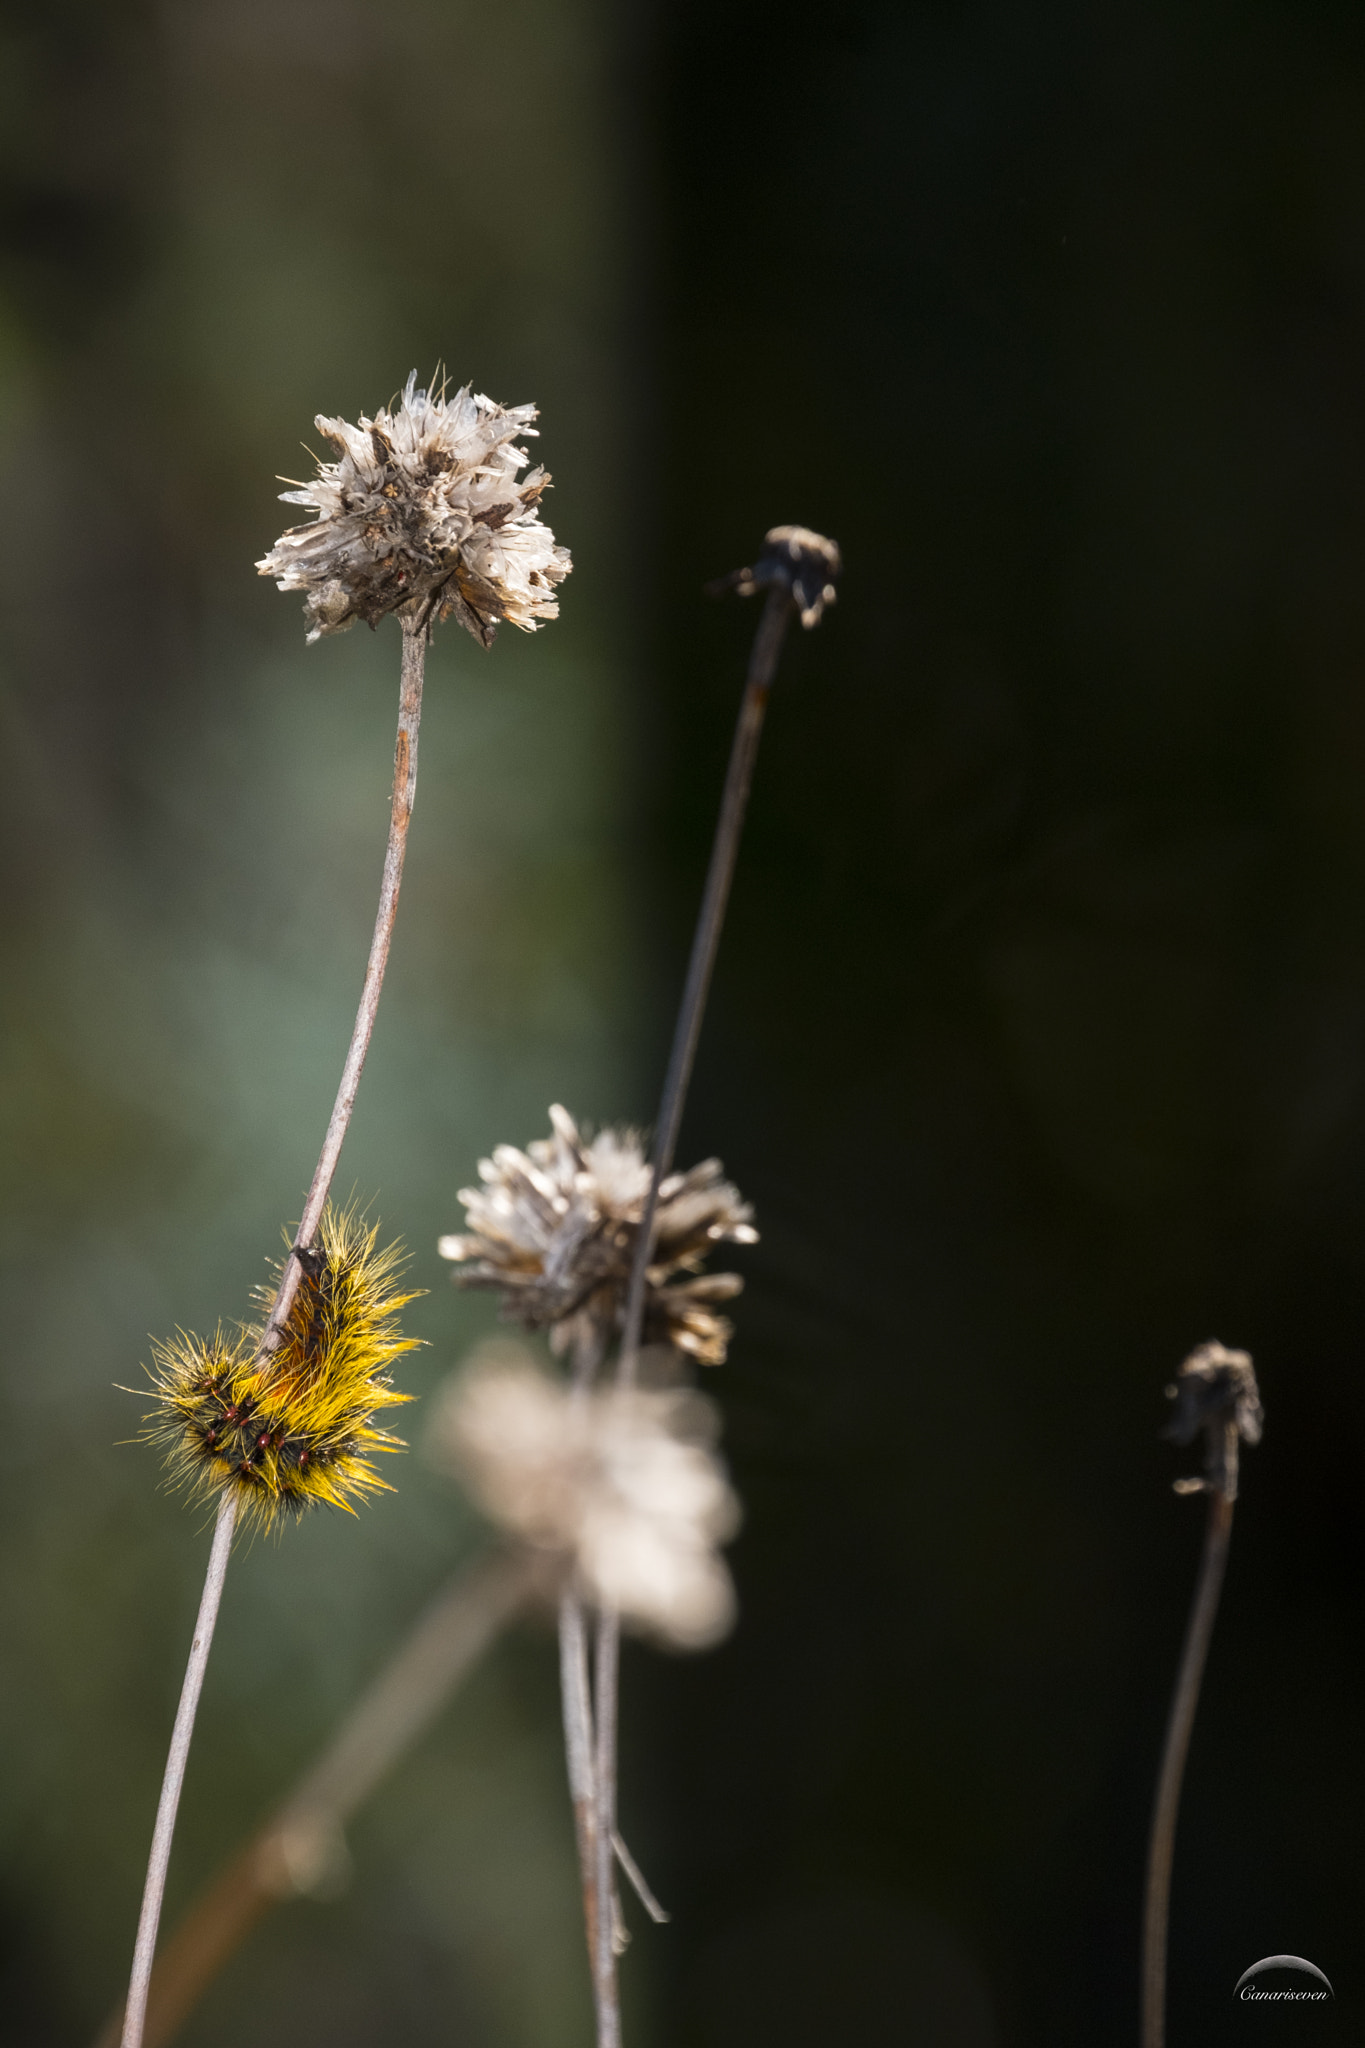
[712,524,842,628]
[437,1104,757,1365]
[1163,1340,1263,1502]
[257,372,572,646]
[428,1342,740,1648]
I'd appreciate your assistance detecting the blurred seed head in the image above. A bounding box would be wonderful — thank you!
[428,1341,741,1649]
[257,371,572,645]
[438,1104,757,1365]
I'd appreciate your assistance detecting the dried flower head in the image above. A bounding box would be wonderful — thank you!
[711,523,842,628]
[257,372,572,646]
[1163,1340,1263,1503]
[141,1206,419,1531]
[428,1341,740,1648]
[437,1105,757,1364]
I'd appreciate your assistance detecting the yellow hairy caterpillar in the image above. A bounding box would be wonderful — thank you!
[144,1207,419,1532]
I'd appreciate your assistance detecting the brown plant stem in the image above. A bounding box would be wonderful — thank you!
[559,1322,609,2030]
[264,615,427,1342]
[1140,1484,1235,2048]
[588,581,796,2045]
[118,617,429,2048]
[616,583,792,1394]
[101,1544,533,2048]
[119,1496,237,2048]
[560,1591,600,1973]
[592,1604,623,2048]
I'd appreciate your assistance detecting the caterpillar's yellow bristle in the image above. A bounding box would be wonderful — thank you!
[142,1205,420,1533]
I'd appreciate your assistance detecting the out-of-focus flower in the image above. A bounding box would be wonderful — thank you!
[428,1342,740,1648]
[257,372,571,646]
[437,1105,757,1364]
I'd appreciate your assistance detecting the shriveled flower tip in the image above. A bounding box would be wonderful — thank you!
[437,1104,757,1364]
[1163,1340,1263,1503]
[257,371,572,646]
[714,524,841,628]
[1164,1341,1263,1450]
[428,1342,740,1649]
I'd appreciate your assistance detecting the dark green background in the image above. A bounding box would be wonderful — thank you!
[1,0,1362,2043]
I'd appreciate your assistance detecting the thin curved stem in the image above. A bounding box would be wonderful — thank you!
[1141,1485,1235,2048]
[587,585,793,2045]
[120,1495,237,2048]
[119,620,428,2048]
[263,618,427,1345]
[559,1323,608,2031]
[592,1603,621,2048]
[560,1591,600,1975]
[616,585,791,1392]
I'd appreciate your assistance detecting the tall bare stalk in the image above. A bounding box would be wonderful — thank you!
[118,1497,237,2048]
[560,1323,608,2020]
[119,620,427,2048]
[587,529,840,2043]
[1140,1342,1262,2048]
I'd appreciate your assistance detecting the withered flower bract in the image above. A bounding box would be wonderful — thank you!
[257,372,572,645]
[438,1104,756,1365]
[1163,1339,1263,1501]
[711,523,842,627]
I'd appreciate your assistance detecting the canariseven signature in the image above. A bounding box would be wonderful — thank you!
[1235,1956,1334,2001]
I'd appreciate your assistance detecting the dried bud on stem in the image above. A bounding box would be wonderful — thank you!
[257,371,572,645]
[438,1105,757,1367]
[708,523,842,628]
[1163,1340,1263,1503]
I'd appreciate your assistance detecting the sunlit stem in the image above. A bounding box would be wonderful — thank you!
[119,1496,236,2048]
[118,619,428,2048]
[559,1322,610,2035]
